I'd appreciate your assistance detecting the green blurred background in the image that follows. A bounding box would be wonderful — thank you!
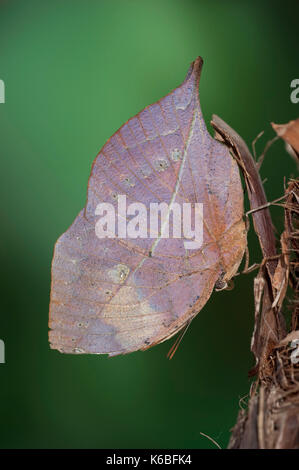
[0,0,298,449]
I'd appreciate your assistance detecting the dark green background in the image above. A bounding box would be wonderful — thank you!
[0,0,298,449]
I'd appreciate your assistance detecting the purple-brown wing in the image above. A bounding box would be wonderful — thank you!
[49,57,246,356]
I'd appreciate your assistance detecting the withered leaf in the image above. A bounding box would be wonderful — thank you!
[272,119,299,157]
[49,57,246,356]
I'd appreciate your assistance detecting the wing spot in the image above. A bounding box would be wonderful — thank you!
[122,176,135,187]
[154,159,169,172]
[140,167,152,179]
[171,148,183,161]
[108,264,130,284]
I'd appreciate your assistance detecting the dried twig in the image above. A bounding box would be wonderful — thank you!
[211,115,299,449]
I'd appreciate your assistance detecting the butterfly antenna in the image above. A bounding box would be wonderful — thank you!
[167,320,192,360]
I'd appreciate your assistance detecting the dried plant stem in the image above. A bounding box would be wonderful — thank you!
[211,115,299,449]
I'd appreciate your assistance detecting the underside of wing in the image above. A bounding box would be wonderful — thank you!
[49,57,246,356]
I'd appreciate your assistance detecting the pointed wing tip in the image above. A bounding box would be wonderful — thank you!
[184,56,204,87]
[193,55,204,70]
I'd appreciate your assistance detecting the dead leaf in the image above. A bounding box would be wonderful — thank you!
[272,119,299,157]
[278,330,299,347]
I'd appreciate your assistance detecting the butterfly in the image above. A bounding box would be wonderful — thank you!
[49,57,246,356]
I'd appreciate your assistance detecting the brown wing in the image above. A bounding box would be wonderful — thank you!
[49,57,246,356]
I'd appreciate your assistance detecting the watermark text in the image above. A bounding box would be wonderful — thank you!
[95,195,203,250]
[290,79,299,104]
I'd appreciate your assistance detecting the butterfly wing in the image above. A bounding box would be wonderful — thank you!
[49,57,246,356]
